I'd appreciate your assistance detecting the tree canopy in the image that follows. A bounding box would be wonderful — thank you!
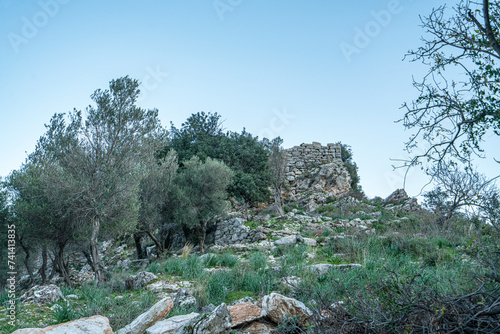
[166,111,270,207]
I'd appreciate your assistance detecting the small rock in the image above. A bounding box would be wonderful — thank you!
[146,313,199,334]
[281,276,303,290]
[274,235,297,246]
[302,238,317,247]
[239,321,276,333]
[19,284,63,305]
[126,271,158,290]
[117,297,174,334]
[175,303,232,334]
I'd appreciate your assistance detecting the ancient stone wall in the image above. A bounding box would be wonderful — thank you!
[284,142,341,175]
[283,142,350,201]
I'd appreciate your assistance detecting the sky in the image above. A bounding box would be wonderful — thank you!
[1,0,499,199]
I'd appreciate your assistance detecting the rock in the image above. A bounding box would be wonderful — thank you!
[117,297,174,334]
[308,263,333,275]
[239,321,276,333]
[274,235,297,246]
[261,293,312,327]
[201,304,216,314]
[175,303,232,334]
[385,188,409,204]
[179,296,197,309]
[126,271,158,290]
[12,315,113,334]
[19,284,63,305]
[280,276,303,290]
[174,288,193,307]
[301,237,317,247]
[146,313,199,334]
[308,263,362,275]
[227,302,263,327]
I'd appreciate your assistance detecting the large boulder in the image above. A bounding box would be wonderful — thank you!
[19,284,63,305]
[118,297,174,334]
[12,315,113,334]
[146,313,199,334]
[261,293,312,327]
[174,303,232,334]
[227,302,263,327]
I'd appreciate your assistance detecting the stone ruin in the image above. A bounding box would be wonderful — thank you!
[283,142,351,199]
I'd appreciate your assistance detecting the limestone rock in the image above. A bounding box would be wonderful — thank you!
[19,284,63,305]
[301,237,317,247]
[308,263,333,275]
[175,303,232,334]
[12,315,113,334]
[274,235,297,246]
[118,297,174,334]
[385,188,409,204]
[308,263,362,275]
[280,276,303,290]
[146,313,199,334]
[261,293,312,327]
[227,302,263,327]
[238,321,276,333]
[126,271,158,290]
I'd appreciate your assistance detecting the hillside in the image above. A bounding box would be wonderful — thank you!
[3,144,499,333]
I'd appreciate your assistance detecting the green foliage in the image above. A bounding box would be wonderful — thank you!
[249,251,268,271]
[52,301,79,324]
[146,261,162,274]
[166,112,271,206]
[171,156,233,253]
[205,271,234,305]
[275,315,302,334]
[337,142,363,195]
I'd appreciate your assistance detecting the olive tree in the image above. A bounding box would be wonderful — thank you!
[173,156,233,254]
[24,77,164,284]
[137,149,178,256]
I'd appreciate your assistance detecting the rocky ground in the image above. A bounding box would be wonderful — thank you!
[2,190,442,334]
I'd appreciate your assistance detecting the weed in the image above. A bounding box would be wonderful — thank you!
[182,243,194,259]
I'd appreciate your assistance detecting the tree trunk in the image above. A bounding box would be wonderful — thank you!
[40,245,48,285]
[198,221,207,254]
[19,238,34,285]
[134,233,145,259]
[90,215,105,285]
[274,185,284,216]
[82,248,96,272]
[48,252,57,280]
[146,230,164,257]
[56,243,71,286]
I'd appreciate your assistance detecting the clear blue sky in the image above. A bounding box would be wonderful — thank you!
[1,0,498,198]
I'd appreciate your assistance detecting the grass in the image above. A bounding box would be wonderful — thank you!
[6,200,498,333]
